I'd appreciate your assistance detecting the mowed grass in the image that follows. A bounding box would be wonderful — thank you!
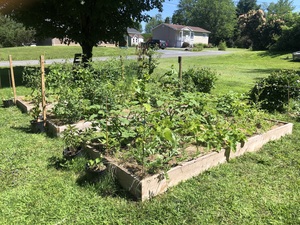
[0,49,300,224]
[0,46,136,61]
[155,50,299,94]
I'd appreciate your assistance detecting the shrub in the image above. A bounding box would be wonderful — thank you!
[192,43,204,51]
[204,43,214,48]
[249,70,300,112]
[182,67,218,93]
[218,41,227,51]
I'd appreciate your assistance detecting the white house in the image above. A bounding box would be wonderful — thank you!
[126,28,144,46]
[152,23,210,48]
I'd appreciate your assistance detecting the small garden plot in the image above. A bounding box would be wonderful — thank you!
[17,50,294,200]
[84,120,293,201]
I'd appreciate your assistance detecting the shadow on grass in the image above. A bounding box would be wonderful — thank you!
[76,169,137,201]
[244,68,277,75]
[47,156,70,170]
[0,66,27,88]
[47,155,137,201]
[10,125,33,134]
[258,51,300,63]
[219,80,246,88]
[258,51,291,58]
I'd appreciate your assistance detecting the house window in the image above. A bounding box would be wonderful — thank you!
[191,32,194,39]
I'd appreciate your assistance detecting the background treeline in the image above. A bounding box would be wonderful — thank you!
[147,0,300,51]
[1,0,299,52]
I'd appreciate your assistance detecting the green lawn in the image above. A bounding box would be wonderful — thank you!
[0,46,136,61]
[0,50,299,224]
[155,50,299,94]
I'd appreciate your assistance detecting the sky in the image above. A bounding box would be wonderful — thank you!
[142,0,300,30]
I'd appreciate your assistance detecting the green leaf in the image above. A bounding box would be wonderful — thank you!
[143,103,152,112]
[163,128,173,142]
[156,100,164,107]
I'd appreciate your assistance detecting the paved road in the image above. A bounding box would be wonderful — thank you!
[0,49,230,67]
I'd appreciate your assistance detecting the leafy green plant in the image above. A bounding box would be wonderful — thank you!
[62,126,93,149]
[249,70,300,112]
[218,41,227,51]
[182,67,218,93]
[22,66,41,96]
[86,156,106,173]
[30,104,41,122]
[22,66,43,122]
[192,43,204,51]
[135,47,160,77]
[216,92,248,117]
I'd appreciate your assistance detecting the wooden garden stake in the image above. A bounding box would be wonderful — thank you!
[120,55,125,79]
[178,56,182,90]
[40,55,47,125]
[9,55,17,103]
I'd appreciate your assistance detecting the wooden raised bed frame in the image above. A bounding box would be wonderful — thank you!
[16,97,92,137]
[85,121,293,201]
[16,97,294,200]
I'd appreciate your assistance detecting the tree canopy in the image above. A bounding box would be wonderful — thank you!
[144,14,164,34]
[236,0,260,15]
[267,0,295,16]
[0,0,164,62]
[0,14,35,47]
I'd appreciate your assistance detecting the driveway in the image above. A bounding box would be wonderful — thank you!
[158,49,230,58]
[0,49,230,67]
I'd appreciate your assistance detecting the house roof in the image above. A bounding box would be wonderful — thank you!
[155,23,211,33]
[128,33,143,39]
[127,28,141,34]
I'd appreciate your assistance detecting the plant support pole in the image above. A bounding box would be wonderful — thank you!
[40,55,47,125]
[9,55,17,103]
[178,56,182,91]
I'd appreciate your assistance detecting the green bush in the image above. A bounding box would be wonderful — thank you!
[192,43,204,51]
[182,67,218,93]
[218,41,227,51]
[249,70,300,112]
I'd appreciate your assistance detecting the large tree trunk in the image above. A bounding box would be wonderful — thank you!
[81,42,93,65]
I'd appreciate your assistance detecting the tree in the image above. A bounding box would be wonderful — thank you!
[191,0,237,44]
[0,0,164,63]
[164,17,171,24]
[272,13,300,51]
[238,9,266,50]
[171,0,237,44]
[267,0,295,17]
[145,14,164,34]
[236,0,260,15]
[172,0,195,25]
[0,14,35,47]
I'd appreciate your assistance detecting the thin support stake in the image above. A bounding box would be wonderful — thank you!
[178,56,182,91]
[40,55,47,125]
[9,55,17,103]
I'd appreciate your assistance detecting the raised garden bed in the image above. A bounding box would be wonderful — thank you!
[16,96,35,113]
[85,120,293,201]
[16,96,92,136]
[46,119,93,137]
